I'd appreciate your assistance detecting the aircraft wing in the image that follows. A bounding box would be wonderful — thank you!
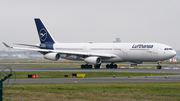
[3,42,117,58]
[14,43,42,48]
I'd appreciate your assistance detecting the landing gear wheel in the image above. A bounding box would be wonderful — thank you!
[88,65,92,69]
[110,64,114,69]
[157,65,162,69]
[114,64,117,69]
[85,65,89,69]
[94,64,100,69]
[106,64,110,69]
[81,65,85,69]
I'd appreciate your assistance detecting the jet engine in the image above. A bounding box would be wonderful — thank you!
[84,57,101,65]
[44,53,60,61]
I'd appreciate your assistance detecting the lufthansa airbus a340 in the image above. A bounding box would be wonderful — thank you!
[3,18,176,69]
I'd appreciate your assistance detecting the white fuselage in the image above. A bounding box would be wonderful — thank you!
[53,42,176,63]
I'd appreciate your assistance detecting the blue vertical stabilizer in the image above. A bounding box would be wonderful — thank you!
[34,18,55,44]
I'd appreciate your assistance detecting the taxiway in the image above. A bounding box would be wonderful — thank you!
[8,75,180,84]
[2,67,180,73]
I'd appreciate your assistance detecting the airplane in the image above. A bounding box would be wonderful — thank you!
[3,18,177,69]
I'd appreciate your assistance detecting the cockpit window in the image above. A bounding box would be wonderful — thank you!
[164,48,173,50]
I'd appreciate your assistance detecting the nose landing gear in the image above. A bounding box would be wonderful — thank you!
[157,61,162,69]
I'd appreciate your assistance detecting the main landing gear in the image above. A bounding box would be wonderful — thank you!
[94,64,101,69]
[81,63,117,69]
[81,64,92,69]
[106,63,117,69]
[81,64,101,69]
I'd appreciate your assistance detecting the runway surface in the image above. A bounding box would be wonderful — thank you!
[1,67,180,73]
[2,67,180,84]
[8,75,180,84]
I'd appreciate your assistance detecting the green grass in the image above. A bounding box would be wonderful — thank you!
[10,71,180,78]
[3,82,180,101]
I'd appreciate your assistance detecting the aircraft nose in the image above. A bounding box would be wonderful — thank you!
[170,50,177,57]
[172,50,177,57]
[164,50,176,59]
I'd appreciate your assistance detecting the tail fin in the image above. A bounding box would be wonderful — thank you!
[34,18,56,44]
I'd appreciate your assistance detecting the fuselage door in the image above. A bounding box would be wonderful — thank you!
[122,45,129,60]
[152,45,159,60]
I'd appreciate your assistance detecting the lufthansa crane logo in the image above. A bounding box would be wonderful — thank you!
[39,28,47,41]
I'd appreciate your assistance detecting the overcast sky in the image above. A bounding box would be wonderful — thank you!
[0,0,180,50]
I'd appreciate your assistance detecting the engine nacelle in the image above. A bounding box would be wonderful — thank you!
[44,53,60,61]
[84,57,101,65]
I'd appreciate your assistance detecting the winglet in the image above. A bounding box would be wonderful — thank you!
[2,42,12,48]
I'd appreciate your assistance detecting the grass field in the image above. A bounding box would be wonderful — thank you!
[3,82,180,101]
[9,71,180,79]
[1,60,180,101]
